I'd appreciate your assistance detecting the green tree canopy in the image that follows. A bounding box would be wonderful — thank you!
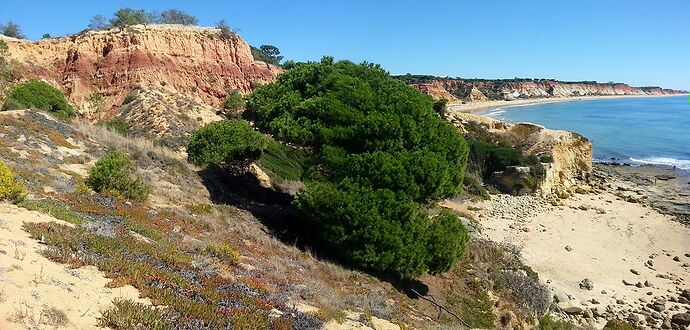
[88,15,109,30]
[245,58,469,202]
[241,59,470,279]
[109,8,151,29]
[160,9,198,25]
[0,21,25,39]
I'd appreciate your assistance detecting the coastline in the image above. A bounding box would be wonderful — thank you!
[447,93,686,114]
[450,163,690,329]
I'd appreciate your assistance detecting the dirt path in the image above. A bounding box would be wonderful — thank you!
[0,203,147,330]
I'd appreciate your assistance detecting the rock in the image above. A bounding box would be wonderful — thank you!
[623,279,635,286]
[673,256,680,262]
[580,278,594,290]
[636,282,644,288]
[630,269,640,275]
[565,245,573,251]
[644,280,653,287]
[583,308,594,318]
[681,289,690,300]
[601,290,608,294]
[685,253,690,258]
[671,313,690,326]
[560,304,584,315]
[662,319,672,329]
[652,311,663,319]
[617,299,626,305]
[590,298,600,304]
[628,313,643,323]
[650,302,666,312]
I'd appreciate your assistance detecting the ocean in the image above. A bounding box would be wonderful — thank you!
[483,95,690,170]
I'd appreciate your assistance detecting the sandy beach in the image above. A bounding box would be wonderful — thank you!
[452,164,690,329]
[447,94,686,114]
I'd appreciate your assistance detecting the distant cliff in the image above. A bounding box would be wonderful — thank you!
[398,76,686,102]
[0,24,280,117]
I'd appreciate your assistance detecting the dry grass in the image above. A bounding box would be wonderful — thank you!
[73,119,183,161]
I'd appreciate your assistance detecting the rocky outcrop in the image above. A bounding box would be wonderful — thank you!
[410,78,685,102]
[1,24,280,118]
[448,112,592,196]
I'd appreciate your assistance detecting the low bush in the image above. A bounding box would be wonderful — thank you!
[603,320,635,330]
[2,79,75,120]
[203,242,240,265]
[85,152,150,201]
[0,160,25,202]
[187,119,267,169]
[122,92,137,105]
[538,314,573,330]
[222,90,245,116]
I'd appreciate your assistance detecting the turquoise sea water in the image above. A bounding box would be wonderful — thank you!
[484,95,690,170]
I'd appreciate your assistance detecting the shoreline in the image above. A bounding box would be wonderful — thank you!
[455,163,690,329]
[447,93,685,114]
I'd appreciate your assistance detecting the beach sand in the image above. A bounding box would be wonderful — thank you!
[447,94,685,114]
[453,164,690,328]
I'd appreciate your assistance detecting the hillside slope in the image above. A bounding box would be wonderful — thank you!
[1,24,280,117]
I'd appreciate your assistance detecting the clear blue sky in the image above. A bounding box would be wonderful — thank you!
[2,0,688,90]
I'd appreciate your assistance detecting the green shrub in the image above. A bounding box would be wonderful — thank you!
[203,242,240,265]
[187,119,268,169]
[467,139,523,178]
[538,314,573,330]
[2,79,75,120]
[603,320,635,330]
[98,117,131,135]
[0,40,7,52]
[122,92,137,105]
[0,160,25,202]
[85,152,150,201]
[222,90,245,116]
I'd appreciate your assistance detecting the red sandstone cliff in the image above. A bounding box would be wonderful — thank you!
[409,78,685,102]
[1,24,280,117]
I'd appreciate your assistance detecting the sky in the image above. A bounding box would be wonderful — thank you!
[1,0,688,90]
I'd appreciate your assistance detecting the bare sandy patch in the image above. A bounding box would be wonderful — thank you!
[471,192,689,327]
[0,203,147,330]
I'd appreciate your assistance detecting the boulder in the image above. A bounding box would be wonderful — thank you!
[671,313,690,326]
[579,278,594,290]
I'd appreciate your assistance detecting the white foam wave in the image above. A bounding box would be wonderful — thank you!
[629,157,690,170]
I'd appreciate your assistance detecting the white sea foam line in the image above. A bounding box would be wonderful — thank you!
[629,157,690,170]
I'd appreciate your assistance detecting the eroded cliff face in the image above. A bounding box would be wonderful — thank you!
[412,79,684,102]
[1,24,280,118]
[448,112,593,197]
